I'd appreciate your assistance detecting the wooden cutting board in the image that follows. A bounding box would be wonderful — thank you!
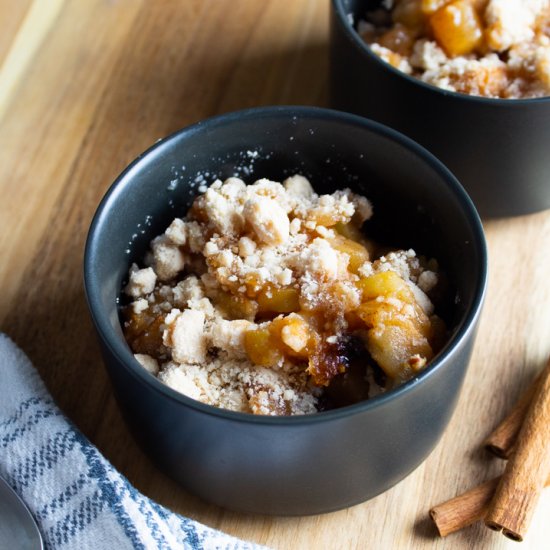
[1,1,549,548]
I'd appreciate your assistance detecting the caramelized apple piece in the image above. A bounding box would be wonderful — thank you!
[266,314,317,358]
[392,0,425,31]
[430,0,483,56]
[334,219,373,261]
[307,340,348,386]
[245,311,350,387]
[345,310,364,331]
[244,326,283,366]
[245,314,318,366]
[307,209,343,228]
[215,291,258,321]
[421,0,449,15]
[329,235,370,274]
[356,270,409,300]
[363,323,433,382]
[334,221,363,242]
[277,314,316,358]
[257,286,300,314]
[422,0,487,13]
[378,23,417,56]
[355,271,434,381]
[123,309,166,358]
[243,272,265,297]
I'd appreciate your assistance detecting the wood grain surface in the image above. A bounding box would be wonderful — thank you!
[1,1,549,548]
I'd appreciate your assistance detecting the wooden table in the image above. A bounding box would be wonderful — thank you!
[1,1,549,548]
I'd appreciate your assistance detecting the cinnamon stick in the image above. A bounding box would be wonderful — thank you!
[430,477,499,536]
[429,475,550,537]
[484,356,550,541]
[484,373,541,459]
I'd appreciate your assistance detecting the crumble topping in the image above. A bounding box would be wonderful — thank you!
[134,353,159,375]
[125,265,157,297]
[359,0,550,98]
[122,176,447,415]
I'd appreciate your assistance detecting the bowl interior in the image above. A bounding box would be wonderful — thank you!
[85,106,486,413]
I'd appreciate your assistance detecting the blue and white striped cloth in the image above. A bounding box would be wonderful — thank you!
[0,334,266,549]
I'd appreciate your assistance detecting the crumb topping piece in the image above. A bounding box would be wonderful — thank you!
[243,195,290,245]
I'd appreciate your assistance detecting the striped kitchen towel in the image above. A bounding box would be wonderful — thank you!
[0,334,266,550]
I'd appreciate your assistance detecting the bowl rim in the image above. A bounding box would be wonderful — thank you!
[331,0,550,106]
[84,105,488,426]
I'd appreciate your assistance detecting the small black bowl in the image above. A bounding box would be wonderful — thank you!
[84,106,487,515]
[330,0,550,218]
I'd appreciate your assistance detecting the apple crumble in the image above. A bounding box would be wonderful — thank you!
[358,0,550,98]
[122,176,447,415]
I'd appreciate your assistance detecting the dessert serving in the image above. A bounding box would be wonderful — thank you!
[122,175,447,416]
[358,0,550,98]
[85,106,487,513]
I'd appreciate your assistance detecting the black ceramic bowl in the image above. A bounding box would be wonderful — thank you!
[84,106,487,515]
[330,0,550,218]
